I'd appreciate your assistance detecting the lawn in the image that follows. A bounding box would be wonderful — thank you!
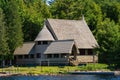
[0,63,110,75]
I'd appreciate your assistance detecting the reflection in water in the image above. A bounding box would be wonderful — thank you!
[0,75,120,80]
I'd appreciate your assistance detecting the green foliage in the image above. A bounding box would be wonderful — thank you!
[50,0,83,19]
[99,1,120,23]
[86,63,108,71]
[0,8,9,60]
[18,0,51,41]
[0,0,23,60]
[4,0,23,56]
[82,0,103,31]
[0,64,110,74]
[95,18,120,64]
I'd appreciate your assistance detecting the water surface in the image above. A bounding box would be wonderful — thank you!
[0,75,120,80]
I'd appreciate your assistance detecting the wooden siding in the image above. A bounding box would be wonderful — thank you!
[77,55,98,63]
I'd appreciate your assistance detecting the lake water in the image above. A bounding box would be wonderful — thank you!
[0,75,120,80]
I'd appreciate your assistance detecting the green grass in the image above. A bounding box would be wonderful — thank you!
[0,63,110,75]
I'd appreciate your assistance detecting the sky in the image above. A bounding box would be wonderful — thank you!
[46,0,53,5]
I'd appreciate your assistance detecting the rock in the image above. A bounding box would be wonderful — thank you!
[114,71,120,76]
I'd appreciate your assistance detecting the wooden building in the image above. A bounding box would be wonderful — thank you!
[14,18,99,66]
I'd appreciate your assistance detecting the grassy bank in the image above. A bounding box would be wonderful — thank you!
[0,63,110,75]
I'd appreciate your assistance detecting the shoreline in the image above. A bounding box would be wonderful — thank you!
[1,71,120,77]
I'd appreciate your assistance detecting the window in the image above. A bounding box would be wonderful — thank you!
[30,54,34,58]
[37,41,48,45]
[43,41,48,45]
[61,54,67,58]
[38,41,42,45]
[88,49,93,55]
[18,55,23,59]
[24,55,29,59]
[79,49,85,55]
[47,54,52,58]
[53,54,59,58]
[36,53,41,58]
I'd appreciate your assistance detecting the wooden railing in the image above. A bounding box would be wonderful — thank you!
[77,55,98,63]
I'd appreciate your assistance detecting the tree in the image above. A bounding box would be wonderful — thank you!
[50,0,83,19]
[18,0,51,41]
[95,18,120,66]
[94,0,120,24]
[82,0,103,31]
[100,1,120,23]
[2,0,23,61]
[0,8,9,66]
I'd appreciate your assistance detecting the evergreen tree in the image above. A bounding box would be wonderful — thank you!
[3,0,23,60]
[0,8,9,66]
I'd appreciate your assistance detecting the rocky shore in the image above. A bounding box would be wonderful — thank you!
[0,71,120,77]
[0,72,62,77]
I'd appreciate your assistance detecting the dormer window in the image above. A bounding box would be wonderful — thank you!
[37,41,48,45]
[38,41,42,45]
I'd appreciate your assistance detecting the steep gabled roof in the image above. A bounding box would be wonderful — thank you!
[46,18,98,49]
[44,40,78,54]
[14,42,35,55]
[35,25,54,41]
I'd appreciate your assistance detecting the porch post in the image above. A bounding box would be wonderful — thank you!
[93,49,96,69]
[59,54,61,58]
[2,60,5,67]
[10,59,12,66]
[52,54,53,58]
[93,50,95,63]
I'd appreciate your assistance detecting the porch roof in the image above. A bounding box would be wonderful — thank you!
[44,40,78,54]
[14,42,35,55]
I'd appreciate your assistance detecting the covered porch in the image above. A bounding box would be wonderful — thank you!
[44,40,79,65]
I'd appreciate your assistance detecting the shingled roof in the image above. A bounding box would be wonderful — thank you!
[14,42,35,55]
[35,25,54,41]
[46,18,98,49]
[44,40,78,54]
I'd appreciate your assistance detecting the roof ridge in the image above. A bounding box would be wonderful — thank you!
[47,18,83,21]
